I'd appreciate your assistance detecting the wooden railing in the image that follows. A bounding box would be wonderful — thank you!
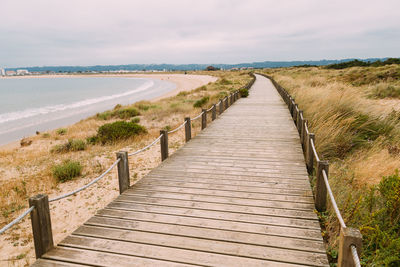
[0,73,256,259]
[259,73,362,267]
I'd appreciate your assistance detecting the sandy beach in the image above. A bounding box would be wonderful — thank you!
[0,73,217,266]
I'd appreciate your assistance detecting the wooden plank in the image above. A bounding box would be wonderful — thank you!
[135,179,312,196]
[106,202,321,229]
[96,209,324,240]
[125,186,315,203]
[114,194,318,219]
[84,216,326,253]
[67,227,328,266]
[42,247,197,267]
[120,190,315,210]
[31,259,89,267]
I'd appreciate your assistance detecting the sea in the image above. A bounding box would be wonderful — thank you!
[0,76,176,145]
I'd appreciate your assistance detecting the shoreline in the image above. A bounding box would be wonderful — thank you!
[0,73,217,151]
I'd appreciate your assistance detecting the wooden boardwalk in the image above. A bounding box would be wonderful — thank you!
[33,75,329,266]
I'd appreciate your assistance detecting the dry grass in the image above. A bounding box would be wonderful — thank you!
[262,64,400,265]
[0,70,252,266]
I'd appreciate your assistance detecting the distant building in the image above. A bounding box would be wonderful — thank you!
[5,70,16,76]
[16,69,29,75]
[0,68,5,76]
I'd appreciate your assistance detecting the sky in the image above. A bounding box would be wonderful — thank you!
[0,0,399,68]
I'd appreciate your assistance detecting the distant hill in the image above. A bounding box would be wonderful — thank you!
[7,58,394,73]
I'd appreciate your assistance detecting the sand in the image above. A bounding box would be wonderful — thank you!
[0,73,215,266]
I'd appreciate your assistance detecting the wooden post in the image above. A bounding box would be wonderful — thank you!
[338,227,362,267]
[29,194,54,258]
[201,109,207,130]
[160,130,168,161]
[297,111,303,133]
[225,97,229,110]
[306,133,315,174]
[230,93,233,105]
[211,104,216,121]
[116,151,130,194]
[219,99,224,114]
[315,160,329,212]
[293,104,298,122]
[301,119,307,146]
[184,117,191,142]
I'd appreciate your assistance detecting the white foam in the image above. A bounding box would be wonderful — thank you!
[0,80,154,124]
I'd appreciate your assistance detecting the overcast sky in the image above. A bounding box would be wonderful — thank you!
[0,0,399,68]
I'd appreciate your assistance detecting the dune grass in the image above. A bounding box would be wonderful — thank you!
[262,64,400,265]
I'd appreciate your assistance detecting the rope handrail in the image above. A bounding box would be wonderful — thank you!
[192,111,204,121]
[351,245,361,267]
[49,159,120,202]
[168,121,187,134]
[310,138,320,162]
[304,123,309,135]
[322,169,346,229]
[128,134,162,156]
[206,106,214,112]
[0,206,35,234]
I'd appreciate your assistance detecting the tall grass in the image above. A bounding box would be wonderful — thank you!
[262,65,400,265]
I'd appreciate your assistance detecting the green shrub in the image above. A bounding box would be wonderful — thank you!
[97,121,147,144]
[131,117,140,123]
[52,160,83,182]
[239,88,249,97]
[56,128,67,135]
[136,103,159,111]
[51,139,87,153]
[114,107,140,119]
[86,135,98,145]
[193,96,209,108]
[352,172,400,265]
[96,107,140,120]
[42,133,50,138]
[219,78,232,85]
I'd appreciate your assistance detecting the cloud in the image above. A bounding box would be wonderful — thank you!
[0,0,399,67]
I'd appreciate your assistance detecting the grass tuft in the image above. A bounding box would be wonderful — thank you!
[52,160,83,182]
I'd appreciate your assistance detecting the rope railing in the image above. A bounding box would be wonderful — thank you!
[128,134,162,156]
[258,73,362,267]
[168,121,187,134]
[49,158,120,202]
[191,111,204,120]
[322,169,346,229]
[0,73,257,260]
[351,245,361,267]
[0,206,35,234]
[206,106,214,112]
[310,138,320,162]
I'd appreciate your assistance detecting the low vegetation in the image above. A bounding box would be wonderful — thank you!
[325,58,400,69]
[52,160,83,182]
[96,107,140,120]
[96,121,147,144]
[239,88,249,98]
[193,96,209,108]
[262,64,400,265]
[51,139,86,153]
[56,128,67,135]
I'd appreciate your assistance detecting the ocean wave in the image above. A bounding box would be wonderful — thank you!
[0,80,154,124]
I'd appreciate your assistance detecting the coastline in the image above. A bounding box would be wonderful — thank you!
[0,73,217,151]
